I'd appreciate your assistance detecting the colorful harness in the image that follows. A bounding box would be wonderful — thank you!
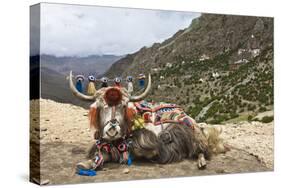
[134,101,194,130]
[92,138,133,169]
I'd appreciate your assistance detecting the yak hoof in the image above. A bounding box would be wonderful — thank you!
[197,153,207,170]
[76,159,93,170]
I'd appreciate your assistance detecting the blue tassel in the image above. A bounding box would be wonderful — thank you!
[127,154,132,166]
[77,168,96,176]
[76,80,83,93]
[139,79,145,88]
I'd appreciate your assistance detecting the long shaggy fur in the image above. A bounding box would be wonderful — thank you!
[86,124,223,166]
[130,128,159,160]
[130,124,211,164]
[158,124,210,163]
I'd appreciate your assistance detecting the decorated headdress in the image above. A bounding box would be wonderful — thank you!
[114,77,122,83]
[126,76,133,82]
[101,77,109,83]
[75,75,85,81]
[88,75,96,82]
[104,87,123,106]
[138,74,146,79]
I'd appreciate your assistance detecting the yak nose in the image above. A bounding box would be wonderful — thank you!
[110,119,117,124]
[110,119,118,127]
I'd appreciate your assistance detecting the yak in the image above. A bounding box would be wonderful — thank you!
[68,71,228,171]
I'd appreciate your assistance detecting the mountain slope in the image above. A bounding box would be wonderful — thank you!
[105,13,273,123]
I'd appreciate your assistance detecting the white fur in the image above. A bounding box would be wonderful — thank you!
[144,123,170,136]
[99,103,125,141]
[102,123,122,140]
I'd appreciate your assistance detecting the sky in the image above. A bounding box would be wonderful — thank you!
[37,3,200,57]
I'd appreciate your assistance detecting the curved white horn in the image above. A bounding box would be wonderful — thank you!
[129,74,152,102]
[69,71,96,101]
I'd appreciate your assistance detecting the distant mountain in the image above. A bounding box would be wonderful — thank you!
[40,67,92,108]
[34,54,122,108]
[41,54,122,77]
[105,14,273,123]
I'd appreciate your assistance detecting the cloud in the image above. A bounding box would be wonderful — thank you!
[39,3,200,57]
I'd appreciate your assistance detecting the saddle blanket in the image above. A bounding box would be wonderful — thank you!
[133,101,194,129]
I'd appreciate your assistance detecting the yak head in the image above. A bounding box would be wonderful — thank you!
[69,71,151,142]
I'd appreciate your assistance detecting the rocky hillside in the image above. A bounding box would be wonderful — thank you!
[105,13,274,124]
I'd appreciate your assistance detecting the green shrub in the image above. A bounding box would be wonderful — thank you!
[208,119,222,124]
[259,106,267,112]
[247,104,256,111]
[261,116,274,123]
[248,115,253,121]
[214,114,228,123]
[189,105,203,117]
[230,112,239,119]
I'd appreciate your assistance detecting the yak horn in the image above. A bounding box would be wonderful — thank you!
[69,71,96,101]
[129,74,152,102]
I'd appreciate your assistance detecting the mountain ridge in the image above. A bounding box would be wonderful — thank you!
[104,13,273,123]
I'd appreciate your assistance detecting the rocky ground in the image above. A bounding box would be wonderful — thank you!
[30,99,274,185]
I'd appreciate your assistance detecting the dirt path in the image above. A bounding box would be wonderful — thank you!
[30,99,273,185]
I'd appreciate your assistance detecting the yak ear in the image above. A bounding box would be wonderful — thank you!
[89,103,99,130]
[125,107,136,122]
[125,107,137,133]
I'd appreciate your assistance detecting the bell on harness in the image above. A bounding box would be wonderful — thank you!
[158,130,173,144]
[118,143,127,152]
[94,139,133,167]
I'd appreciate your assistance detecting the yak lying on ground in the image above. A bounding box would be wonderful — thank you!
[68,71,228,170]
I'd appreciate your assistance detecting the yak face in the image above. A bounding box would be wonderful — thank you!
[89,87,136,142]
[99,103,128,141]
[89,87,126,141]
[90,103,125,141]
